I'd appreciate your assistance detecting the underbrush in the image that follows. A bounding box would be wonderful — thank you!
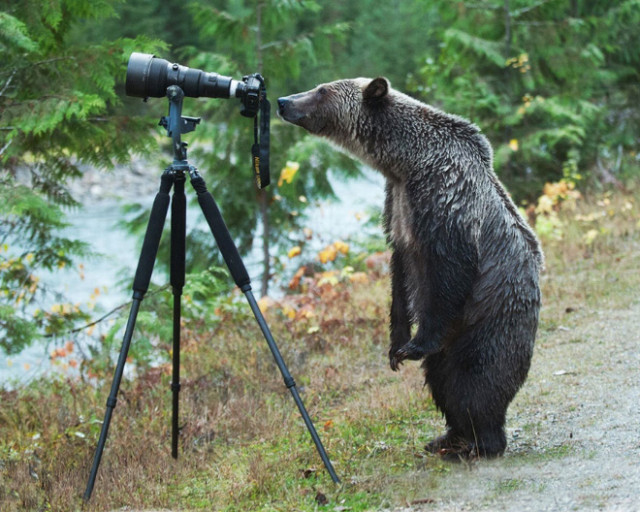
[1,188,639,511]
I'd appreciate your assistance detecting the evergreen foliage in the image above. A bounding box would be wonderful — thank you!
[2,0,640,358]
[184,0,357,296]
[0,0,163,353]
[412,0,640,201]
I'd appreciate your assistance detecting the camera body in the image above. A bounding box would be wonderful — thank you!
[126,52,263,118]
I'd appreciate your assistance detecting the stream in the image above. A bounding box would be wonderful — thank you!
[1,168,385,386]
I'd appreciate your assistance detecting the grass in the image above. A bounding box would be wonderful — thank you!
[2,188,640,511]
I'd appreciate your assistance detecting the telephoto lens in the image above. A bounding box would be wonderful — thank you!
[125,53,239,99]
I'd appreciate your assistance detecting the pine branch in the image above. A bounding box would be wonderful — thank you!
[0,139,12,156]
[41,284,171,339]
[0,69,17,97]
[512,0,552,18]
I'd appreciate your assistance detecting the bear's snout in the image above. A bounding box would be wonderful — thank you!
[278,90,326,134]
[277,97,289,112]
[277,95,302,119]
[277,97,291,118]
[277,94,307,126]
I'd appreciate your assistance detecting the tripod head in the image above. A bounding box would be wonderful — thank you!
[159,86,199,166]
[157,83,270,188]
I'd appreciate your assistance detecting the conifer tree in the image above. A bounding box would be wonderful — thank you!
[178,0,355,296]
[414,0,640,200]
[0,1,162,353]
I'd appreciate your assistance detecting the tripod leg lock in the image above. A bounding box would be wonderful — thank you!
[284,376,296,389]
[171,382,181,392]
[106,396,117,409]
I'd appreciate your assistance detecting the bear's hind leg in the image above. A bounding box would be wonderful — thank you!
[426,413,507,460]
[423,331,517,460]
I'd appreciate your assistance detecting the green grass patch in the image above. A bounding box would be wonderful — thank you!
[2,189,640,510]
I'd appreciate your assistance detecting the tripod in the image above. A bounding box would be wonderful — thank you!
[83,86,340,500]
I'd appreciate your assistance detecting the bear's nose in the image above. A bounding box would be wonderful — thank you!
[277,97,289,114]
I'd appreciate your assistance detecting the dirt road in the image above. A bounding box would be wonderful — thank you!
[395,301,640,511]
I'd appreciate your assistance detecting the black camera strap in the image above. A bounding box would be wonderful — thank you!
[251,75,270,189]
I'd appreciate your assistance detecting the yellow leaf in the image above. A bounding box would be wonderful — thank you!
[509,139,519,151]
[349,272,369,284]
[288,246,302,259]
[282,305,296,319]
[535,195,554,215]
[299,308,315,320]
[318,245,337,264]
[583,229,598,245]
[278,161,300,187]
[258,296,276,313]
[333,240,349,254]
[317,271,339,286]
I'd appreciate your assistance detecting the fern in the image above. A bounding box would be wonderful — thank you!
[0,12,36,52]
[0,1,163,353]
[444,28,506,68]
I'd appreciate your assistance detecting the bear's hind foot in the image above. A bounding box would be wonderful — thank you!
[425,432,462,454]
[426,433,505,461]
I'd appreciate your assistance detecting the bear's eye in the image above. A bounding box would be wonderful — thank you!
[317,87,328,97]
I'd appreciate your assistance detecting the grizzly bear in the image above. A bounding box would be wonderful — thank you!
[278,77,544,459]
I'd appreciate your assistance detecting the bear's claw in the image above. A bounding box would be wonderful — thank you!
[389,341,428,371]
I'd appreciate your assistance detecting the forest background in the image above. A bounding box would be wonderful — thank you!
[2,0,639,355]
[1,1,640,510]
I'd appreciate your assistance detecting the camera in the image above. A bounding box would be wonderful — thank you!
[125,52,264,118]
[125,52,270,188]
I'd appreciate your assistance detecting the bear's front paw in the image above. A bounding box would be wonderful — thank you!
[389,351,402,372]
[389,341,427,371]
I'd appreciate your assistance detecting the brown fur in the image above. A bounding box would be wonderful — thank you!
[278,78,543,458]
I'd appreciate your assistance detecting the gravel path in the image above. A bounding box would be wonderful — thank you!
[397,302,640,511]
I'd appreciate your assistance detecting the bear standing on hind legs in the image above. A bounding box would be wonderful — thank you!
[278,77,544,460]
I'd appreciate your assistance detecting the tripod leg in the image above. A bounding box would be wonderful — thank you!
[170,173,186,458]
[188,169,340,484]
[84,171,174,501]
[243,290,341,484]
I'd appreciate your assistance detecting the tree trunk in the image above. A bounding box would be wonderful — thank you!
[504,0,513,149]
[255,1,270,297]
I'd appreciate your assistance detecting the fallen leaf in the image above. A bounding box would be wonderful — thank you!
[301,467,317,479]
[411,498,435,505]
[288,246,302,258]
[315,491,328,506]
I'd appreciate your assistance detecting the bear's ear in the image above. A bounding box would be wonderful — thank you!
[363,77,389,102]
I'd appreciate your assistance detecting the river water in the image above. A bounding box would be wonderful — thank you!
[0,169,385,386]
